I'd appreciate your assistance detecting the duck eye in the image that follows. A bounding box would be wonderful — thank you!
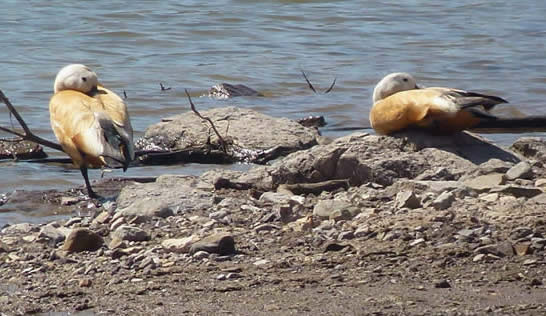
[82,77,87,82]
[402,78,408,82]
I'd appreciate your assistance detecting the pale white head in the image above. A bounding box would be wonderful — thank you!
[53,64,99,94]
[372,72,419,103]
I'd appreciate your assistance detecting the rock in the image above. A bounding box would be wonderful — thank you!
[510,137,546,162]
[490,185,542,198]
[92,211,112,225]
[535,178,546,189]
[505,161,533,180]
[514,242,531,256]
[410,238,425,246]
[323,241,351,252]
[478,159,513,174]
[313,199,353,219]
[192,251,210,260]
[116,175,215,214]
[0,139,47,160]
[259,192,291,204]
[136,107,319,164]
[2,223,35,234]
[38,224,67,244]
[62,228,103,253]
[431,191,455,210]
[529,193,546,204]
[189,233,235,255]
[117,199,174,223]
[208,83,262,99]
[473,254,486,262]
[395,190,421,209]
[254,223,280,233]
[111,226,150,243]
[474,241,514,257]
[434,280,451,288]
[60,197,80,206]
[479,193,499,202]
[463,173,504,192]
[329,208,357,221]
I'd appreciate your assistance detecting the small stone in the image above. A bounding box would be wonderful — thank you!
[530,193,546,204]
[490,185,542,198]
[93,211,112,225]
[473,254,486,262]
[474,241,514,257]
[79,278,92,287]
[329,208,355,221]
[111,225,150,242]
[479,159,513,174]
[431,191,455,210]
[395,190,421,209]
[2,223,35,234]
[434,280,451,288]
[513,242,531,256]
[313,199,353,219]
[530,278,543,286]
[323,241,350,252]
[62,228,103,253]
[161,235,200,253]
[338,231,355,240]
[505,161,533,180]
[259,192,291,204]
[479,193,499,202]
[253,259,270,266]
[409,238,425,247]
[189,233,235,255]
[523,259,538,265]
[39,225,66,244]
[534,178,546,188]
[61,197,80,206]
[254,223,280,233]
[118,199,174,220]
[109,217,125,231]
[193,250,210,260]
[463,173,504,192]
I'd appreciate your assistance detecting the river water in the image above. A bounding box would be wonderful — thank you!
[1,0,545,224]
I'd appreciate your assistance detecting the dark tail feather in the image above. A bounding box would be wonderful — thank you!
[470,116,546,133]
[452,91,508,110]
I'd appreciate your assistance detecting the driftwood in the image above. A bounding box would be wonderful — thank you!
[0,90,64,152]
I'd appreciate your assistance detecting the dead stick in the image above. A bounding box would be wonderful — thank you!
[301,70,317,93]
[324,77,336,94]
[185,89,228,153]
[0,90,64,152]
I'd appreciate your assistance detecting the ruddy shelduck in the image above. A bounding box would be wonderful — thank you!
[49,64,134,198]
[369,72,508,135]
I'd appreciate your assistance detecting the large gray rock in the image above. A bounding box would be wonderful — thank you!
[117,175,215,213]
[135,107,319,164]
[207,131,520,191]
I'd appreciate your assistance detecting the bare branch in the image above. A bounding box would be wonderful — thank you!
[0,90,64,152]
[160,83,171,91]
[324,77,336,94]
[185,89,228,153]
[301,70,317,93]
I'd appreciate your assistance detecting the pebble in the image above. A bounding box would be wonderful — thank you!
[463,173,504,192]
[409,238,425,247]
[431,191,455,210]
[111,225,151,242]
[313,199,353,219]
[162,235,200,254]
[189,232,236,255]
[193,250,210,260]
[505,161,533,180]
[395,190,421,209]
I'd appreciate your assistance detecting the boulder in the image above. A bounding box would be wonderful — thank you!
[135,107,320,164]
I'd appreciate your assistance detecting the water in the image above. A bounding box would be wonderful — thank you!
[1,0,545,224]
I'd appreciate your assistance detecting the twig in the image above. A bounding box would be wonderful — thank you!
[0,90,64,152]
[324,77,336,94]
[185,89,228,153]
[301,70,317,93]
[123,90,128,99]
[301,70,336,94]
[160,83,171,91]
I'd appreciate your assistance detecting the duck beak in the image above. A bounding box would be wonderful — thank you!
[414,84,421,89]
